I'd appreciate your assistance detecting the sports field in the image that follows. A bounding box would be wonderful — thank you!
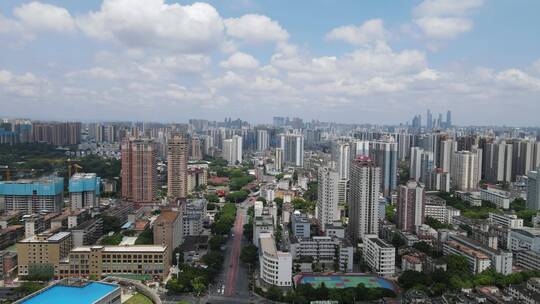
[295,274,397,291]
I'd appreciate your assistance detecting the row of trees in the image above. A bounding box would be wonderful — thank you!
[398,253,540,296]
[260,283,396,304]
[211,203,237,235]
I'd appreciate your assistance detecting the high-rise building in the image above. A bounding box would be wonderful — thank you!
[274,148,284,172]
[446,110,452,128]
[410,147,423,181]
[190,137,202,160]
[484,141,513,183]
[397,181,425,233]
[280,134,304,167]
[222,135,243,165]
[439,140,456,173]
[369,138,398,196]
[168,134,188,199]
[121,138,157,204]
[257,129,269,152]
[0,177,64,213]
[512,140,537,180]
[451,151,480,191]
[397,133,412,161]
[348,156,381,243]
[332,142,351,179]
[527,169,540,210]
[316,167,339,231]
[69,173,100,210]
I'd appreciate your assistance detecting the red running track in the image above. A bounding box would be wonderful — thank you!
[224,211,245,296]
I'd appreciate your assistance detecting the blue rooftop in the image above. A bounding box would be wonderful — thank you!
[20,282,119,304]
[0,177,64,196]
[69,173,101,195]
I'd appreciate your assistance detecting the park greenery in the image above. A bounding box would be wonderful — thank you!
[437,192,501,219]
[425,217,452,229]
[259,282,396,303]
[0,143,67,177]
[385,204,395,223]
[510,198,538,226]
[302,181,318,202]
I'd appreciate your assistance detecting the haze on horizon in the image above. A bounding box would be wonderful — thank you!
[0,0,539,126]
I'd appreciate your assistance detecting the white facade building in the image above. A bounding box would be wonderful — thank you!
[259,233,292,287]
[362,235,396,277]
[316,167,340,231]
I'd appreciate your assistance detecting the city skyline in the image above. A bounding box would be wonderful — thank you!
[0,0,539,125]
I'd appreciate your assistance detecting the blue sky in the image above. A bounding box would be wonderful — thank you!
[0,0,539,125]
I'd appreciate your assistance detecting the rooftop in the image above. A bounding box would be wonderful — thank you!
[17,282,119,304]
[72,245,167,253]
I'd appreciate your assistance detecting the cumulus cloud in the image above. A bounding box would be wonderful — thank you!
[13,1,75,32]
[77,0,225,52]
[0,69,46,97]
[220,52,259,69]
[413,0,484,40]
[414,17,472,39]
[225,14,289,43]
[325,19,388,46]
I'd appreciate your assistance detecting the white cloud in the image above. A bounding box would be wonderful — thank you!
[13,1,75,32]
[77,0,225,52]
[496,69,540,91]
[220,52,259,69]
[413,0,484,17]
[412,0,484,40]
[325,19,388,46]
[414,17,472,39]
[0,69,45,97]
[224,14,289,43]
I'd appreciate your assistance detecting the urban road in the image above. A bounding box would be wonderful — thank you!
[163,198,277,304]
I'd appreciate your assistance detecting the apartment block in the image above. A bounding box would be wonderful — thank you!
[362,234,396,277]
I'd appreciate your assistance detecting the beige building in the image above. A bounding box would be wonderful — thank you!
[168,133,188,199]
[451,150,481,191]
[153,209,183,259]
[59,245,169,279]
[17,231,73,277]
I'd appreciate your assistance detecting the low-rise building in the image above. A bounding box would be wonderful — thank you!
[480,188,511,209]
[515,250,540,271]
[291,212,310,238]
[509,228,540,252]
[443,234,513,275]
[17,231,73,277]
[325,221,345,238]
[289,236,353,272]
[253,205,275,248]
[71,217,103,247]
[59,245,170,279]
[362,234,395,277]
[489,212,523,229]
[259,232,292,287]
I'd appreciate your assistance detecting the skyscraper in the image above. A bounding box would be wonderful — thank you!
[446,110,452,128]
[348,156,381,243]
[450,151,480,191]
[397,181,425,233]
[439,139,456,173]
[190,137,202,160]
[280,133,304,167]
[257,129,269,152]
[316,167,340,231]
[168,133,188,199]
[121,138,157,204]
[426,109,433,130]
[369,137,398,196]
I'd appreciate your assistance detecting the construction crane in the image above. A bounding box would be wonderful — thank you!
[67,159,83,178]
[0,166,36,181]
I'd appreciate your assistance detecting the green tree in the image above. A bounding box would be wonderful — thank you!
[240,244,258,266]
[135,227,154,245]
[191,276,206,296]
[266,286,283,301]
